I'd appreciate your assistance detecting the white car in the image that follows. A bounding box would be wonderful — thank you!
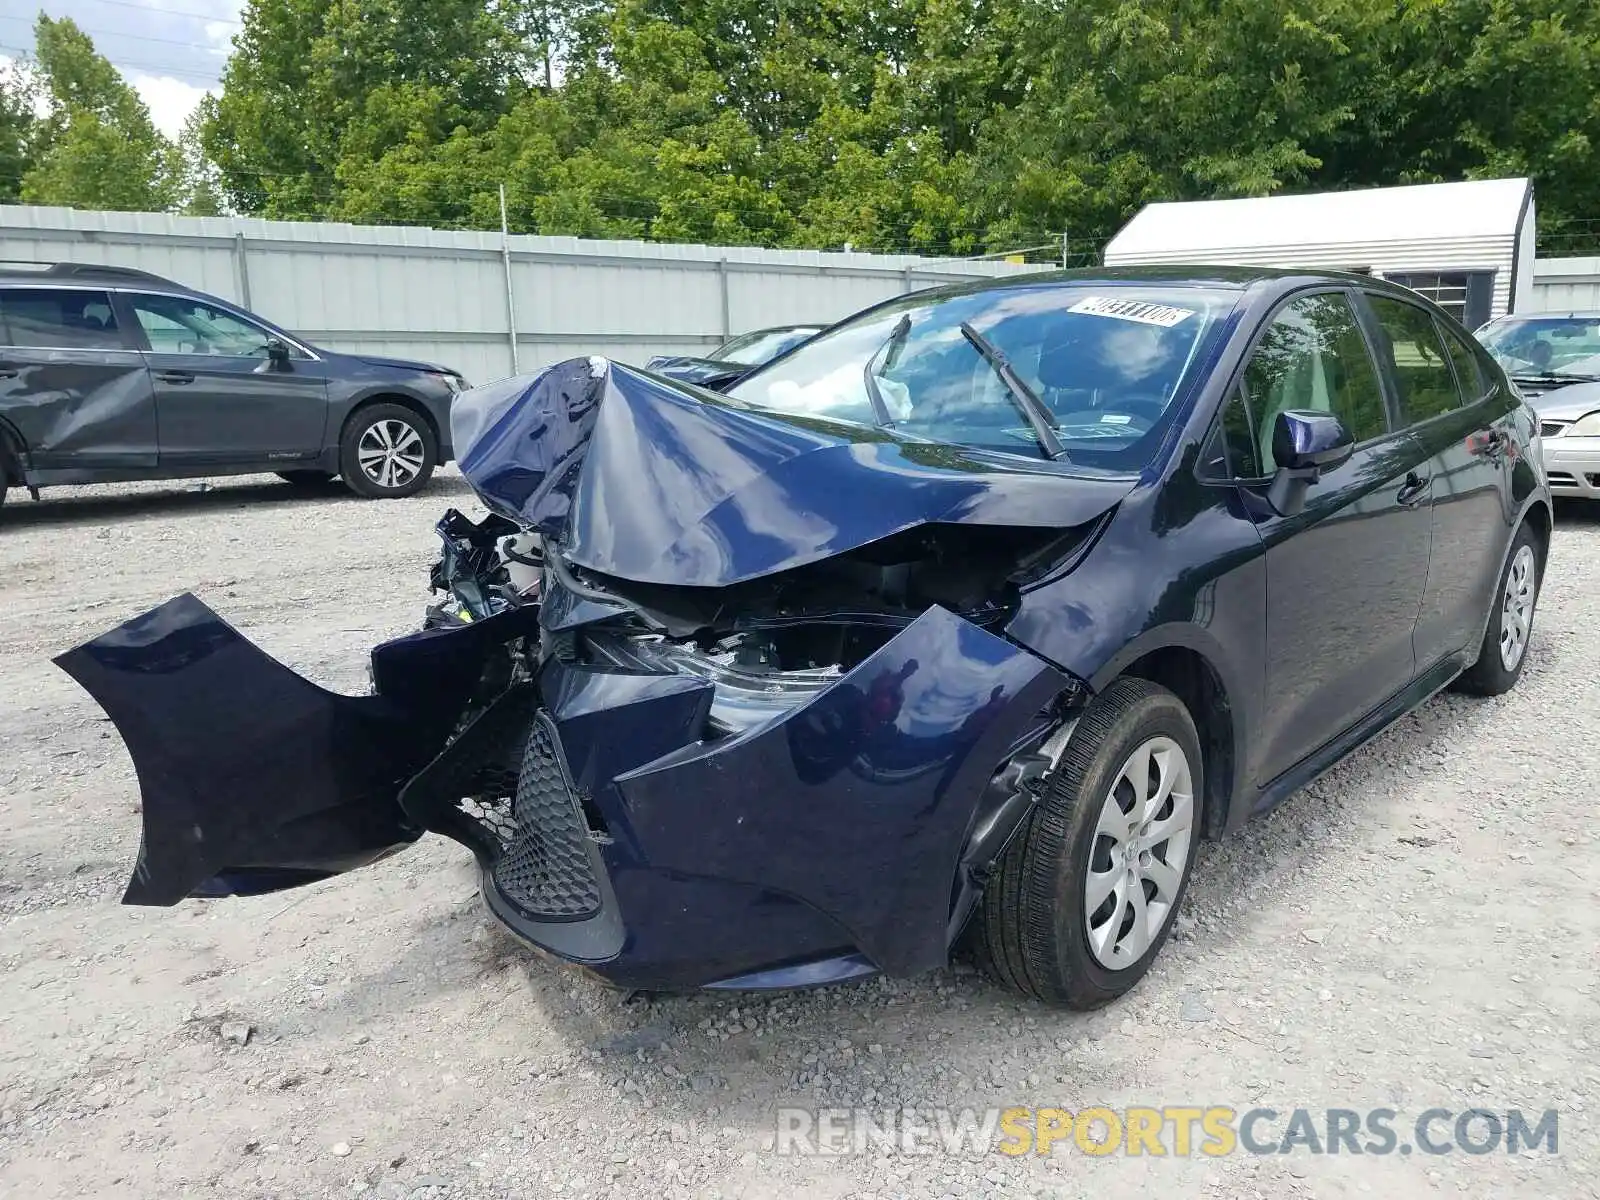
[1478,312,1600,498]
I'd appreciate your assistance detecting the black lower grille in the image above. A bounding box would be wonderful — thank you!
[491,712,603,920]
[1541,421,1568,438]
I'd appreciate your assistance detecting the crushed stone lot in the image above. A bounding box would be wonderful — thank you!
[1,471,1597,1199]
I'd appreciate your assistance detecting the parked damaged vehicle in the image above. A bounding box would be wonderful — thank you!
[645,324,824,391]
[58,268,1550,1009]
[0,262,466,505]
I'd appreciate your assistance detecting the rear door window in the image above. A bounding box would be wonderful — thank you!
[1238,292,1388,474]
[1366,295,1460,425]
[0,288,126,350]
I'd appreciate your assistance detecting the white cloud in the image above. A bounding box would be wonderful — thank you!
[130,72,212,139]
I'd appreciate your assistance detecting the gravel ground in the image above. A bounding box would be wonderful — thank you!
[0,471,1596,1199]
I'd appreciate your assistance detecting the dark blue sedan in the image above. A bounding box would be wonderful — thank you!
[58,267,1550,1008]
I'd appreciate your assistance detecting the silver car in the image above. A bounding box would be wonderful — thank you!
[1477,312,1600,498]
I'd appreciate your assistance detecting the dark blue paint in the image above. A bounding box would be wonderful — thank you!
[608,606,1068,979]
[453,358,1136,587]
[1273,410,1355,471]
[53,594,426,905]
[59,267,1552,996]
[482,606,1067,989]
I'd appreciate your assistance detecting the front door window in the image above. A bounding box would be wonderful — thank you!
[1238,292,1388,473]
[127,294,288,359]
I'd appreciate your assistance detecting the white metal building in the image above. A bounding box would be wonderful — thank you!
[0,205,1042,384]
[1103,178,1536,329]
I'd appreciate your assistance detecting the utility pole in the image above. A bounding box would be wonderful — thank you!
[500,183,520,374]
[1061,229,1069,269]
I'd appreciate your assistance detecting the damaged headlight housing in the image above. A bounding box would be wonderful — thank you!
[585,630,846,735]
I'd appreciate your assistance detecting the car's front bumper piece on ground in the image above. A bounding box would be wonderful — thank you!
[53,593,535,904]
[60,596,1078,992]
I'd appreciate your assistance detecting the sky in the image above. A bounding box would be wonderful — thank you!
[1,0,242,138]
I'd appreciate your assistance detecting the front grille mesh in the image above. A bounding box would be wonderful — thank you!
[1541,421,1568,438]
[490,713,603,920]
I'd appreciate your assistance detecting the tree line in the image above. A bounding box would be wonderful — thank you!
[3,1,1599,257]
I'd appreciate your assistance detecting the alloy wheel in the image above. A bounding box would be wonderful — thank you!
[1498,544,1537,672]
[1084,735,1195,969]
[357,419,426,490]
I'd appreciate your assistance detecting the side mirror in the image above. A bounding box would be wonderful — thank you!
[1266,410,1354,517]
[265,337,291,369]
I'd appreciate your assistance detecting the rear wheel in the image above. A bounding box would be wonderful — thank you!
[972,678,1202,1009]
[339,403,437,499]
[1452,522,1543,696]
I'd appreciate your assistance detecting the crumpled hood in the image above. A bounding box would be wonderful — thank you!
[452,358,1136,587]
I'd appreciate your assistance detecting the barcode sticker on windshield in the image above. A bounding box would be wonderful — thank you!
[1068,296,1195,327]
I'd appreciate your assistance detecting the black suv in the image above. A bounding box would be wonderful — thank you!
[0,262,466,505]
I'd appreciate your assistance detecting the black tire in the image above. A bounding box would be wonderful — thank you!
[1452,522,1543,696]
[338,403,438,499]
[971,677,1204,1009]
[276,470,339,488]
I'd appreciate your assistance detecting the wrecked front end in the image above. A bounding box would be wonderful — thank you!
[60,359,1125,992]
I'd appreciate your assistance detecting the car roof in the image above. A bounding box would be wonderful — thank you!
[0,261,189,289]
[905,262,1405,305]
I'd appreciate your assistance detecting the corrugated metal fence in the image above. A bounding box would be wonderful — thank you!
[1530,257,1600,313]
[0,205,1043,384]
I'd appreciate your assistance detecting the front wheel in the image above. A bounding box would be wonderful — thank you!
[339,404,437,499]
[1452,523,1543,696]
[971,677,1203,1009]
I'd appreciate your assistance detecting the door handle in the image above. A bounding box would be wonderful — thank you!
[1396,471,1432,507]
[0,367,18,380]
[155,370,195,384]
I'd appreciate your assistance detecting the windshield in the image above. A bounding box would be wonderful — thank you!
[714,327,820,366]
[1477,317,1600,379]
[726,284,1237,470]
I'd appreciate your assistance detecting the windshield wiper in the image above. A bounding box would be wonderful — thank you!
[959,321,1068,461]
[1513,370,1600,384]
[862,314,911,426]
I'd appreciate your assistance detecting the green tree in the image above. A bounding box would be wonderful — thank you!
[0,58,41,202]
[206,0,536,219]
[175,97,226,216]
[19,15,178,211]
